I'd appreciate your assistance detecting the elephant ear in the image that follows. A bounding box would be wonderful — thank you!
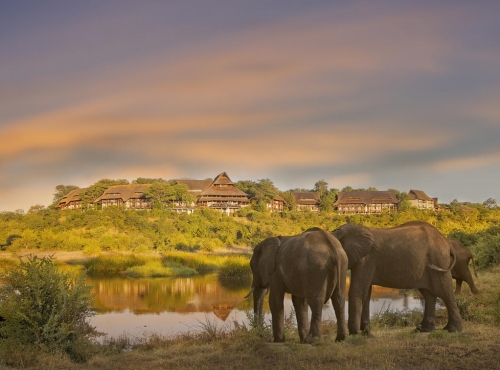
[250,237,281,288]
[332,224,374,269]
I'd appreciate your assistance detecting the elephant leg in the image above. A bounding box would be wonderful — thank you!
[348,282,371,335]
[348,290,362,335]
[439,286,463,333]
[331,284,348,341]
[360,285,372,337]
[468,279,480,295]
[269,288,286,342]
[418,288,436,332]
[454,279,463,295]
[306,297,323,343]
[292,295,309,343]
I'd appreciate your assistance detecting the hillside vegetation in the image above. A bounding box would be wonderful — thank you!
[1,202,500,268]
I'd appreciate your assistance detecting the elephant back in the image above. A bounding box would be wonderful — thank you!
[331,223,374,269]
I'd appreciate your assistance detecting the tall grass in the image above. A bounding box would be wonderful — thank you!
[124,260,197,278]
[71,251,251,278]
[80,254,151,275]
[370,303,423,329]
[162,251,251,273]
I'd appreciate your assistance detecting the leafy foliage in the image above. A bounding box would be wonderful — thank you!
[0,256,99,363]
[1,191,499,270]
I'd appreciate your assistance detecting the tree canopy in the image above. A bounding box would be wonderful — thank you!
[52,185,79,204]
[143,182,192,210]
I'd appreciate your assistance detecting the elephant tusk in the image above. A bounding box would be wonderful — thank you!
[244,287,255,299]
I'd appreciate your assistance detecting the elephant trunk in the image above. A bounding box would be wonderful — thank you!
[253,287,267,328]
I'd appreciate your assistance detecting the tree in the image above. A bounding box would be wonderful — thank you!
[235,179,280,206]
[132,177,167,184]
[281,191,297,211]
[52,185,79,204]
[483,198,497,209]
[319,190,337,213]
[143,182,192,209]
[313,180,329,198]
[341,186,354,192]
[28,205,45,214]
[396,192,412,212]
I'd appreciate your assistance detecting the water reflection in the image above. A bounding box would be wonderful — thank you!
[88,275,424,339]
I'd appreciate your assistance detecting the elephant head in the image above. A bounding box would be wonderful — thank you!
[247,236,281,326]
[331,223,374,269]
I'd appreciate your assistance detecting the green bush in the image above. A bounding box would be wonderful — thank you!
[0,256,99,363]
[472,232,500,269]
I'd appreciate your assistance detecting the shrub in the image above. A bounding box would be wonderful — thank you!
[217,256,251,280]
[0,256,99,363]
[370,303,422,329]
[472,232,500,269]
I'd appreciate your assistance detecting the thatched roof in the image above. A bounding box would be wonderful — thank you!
[57,188,83,207]
[292,192,320,205]
[335,191,399,205]
[199,172,250,199]
[95,184,150,202]
[408,189,433,201]
[175,179,213,193]
[272,194,286,202]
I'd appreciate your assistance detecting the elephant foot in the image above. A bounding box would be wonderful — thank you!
[361,327,374,338]
[335,333,347,342]
[304,335,320,344]
[415,324,434,333]
[443,323,462,333]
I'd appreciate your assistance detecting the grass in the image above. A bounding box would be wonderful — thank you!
[3,320,499,370]
[124,260,197,278]
[370,303,423,329]
[78,254,151,275]
[161,251,250,273]
[65,251,251,278]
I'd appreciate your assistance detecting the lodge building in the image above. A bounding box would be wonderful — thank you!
[335,190,399,214]
[56,172,437,215]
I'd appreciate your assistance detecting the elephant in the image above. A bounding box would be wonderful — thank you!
[247,228,348,343]
[331,221,462,336]
[447,238,479,295]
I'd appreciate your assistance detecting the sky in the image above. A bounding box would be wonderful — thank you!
[1,0,499,212]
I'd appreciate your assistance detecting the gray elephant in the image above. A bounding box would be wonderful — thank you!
[448,238,479,295]
[247,228,348,343]
[331,221,462,335]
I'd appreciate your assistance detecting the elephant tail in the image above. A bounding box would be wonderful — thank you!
[470,256,478,278]
[428,248,457,272]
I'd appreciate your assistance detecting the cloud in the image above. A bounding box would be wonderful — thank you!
[1,1,499,210]
[431,150,500,172]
